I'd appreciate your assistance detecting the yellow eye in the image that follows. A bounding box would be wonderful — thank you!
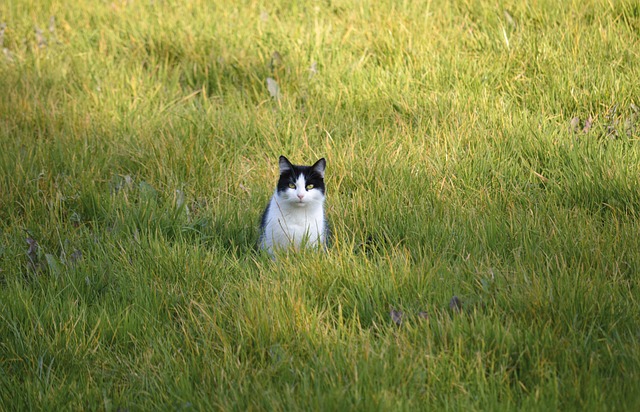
[306,184,314,190]
[288,183,296,189]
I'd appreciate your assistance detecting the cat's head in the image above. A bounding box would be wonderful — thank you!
[275,155,326,207]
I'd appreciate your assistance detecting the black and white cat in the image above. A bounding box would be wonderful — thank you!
[258,156,330,255]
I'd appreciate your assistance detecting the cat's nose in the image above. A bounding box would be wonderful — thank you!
[297,194,304,200]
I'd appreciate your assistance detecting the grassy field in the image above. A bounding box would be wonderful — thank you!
[1,0,640,410]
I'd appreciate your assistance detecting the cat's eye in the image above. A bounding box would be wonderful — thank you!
[306,184,314,190]
[288,183,296,189]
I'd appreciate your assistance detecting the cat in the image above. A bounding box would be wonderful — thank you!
[258,155,330,255]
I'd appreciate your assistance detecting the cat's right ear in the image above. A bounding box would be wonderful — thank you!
[311,158,326,178]
[279,156,293,174]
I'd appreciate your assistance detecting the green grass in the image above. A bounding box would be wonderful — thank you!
[1,0,640,410]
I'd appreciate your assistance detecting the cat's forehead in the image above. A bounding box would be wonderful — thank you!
[284,166,317,178]
[285,172,307,184]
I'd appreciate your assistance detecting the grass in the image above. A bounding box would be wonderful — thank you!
[1,0,640,410]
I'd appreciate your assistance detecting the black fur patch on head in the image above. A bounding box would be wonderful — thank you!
[276,156,326,194]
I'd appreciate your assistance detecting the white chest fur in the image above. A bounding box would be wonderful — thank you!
[260,195,326,254]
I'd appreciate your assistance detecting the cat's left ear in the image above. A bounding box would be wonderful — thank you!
[311,158,326,178]
[279,156,293,174]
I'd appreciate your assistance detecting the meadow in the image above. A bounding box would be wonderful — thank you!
[1,0,640,410]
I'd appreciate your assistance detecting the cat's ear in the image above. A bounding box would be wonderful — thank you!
[279,156,293,174]
[311,158,326,178]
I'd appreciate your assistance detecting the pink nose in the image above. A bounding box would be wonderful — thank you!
[297,194,304,200]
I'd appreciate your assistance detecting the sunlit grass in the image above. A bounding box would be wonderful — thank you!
[1,0,640,410]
